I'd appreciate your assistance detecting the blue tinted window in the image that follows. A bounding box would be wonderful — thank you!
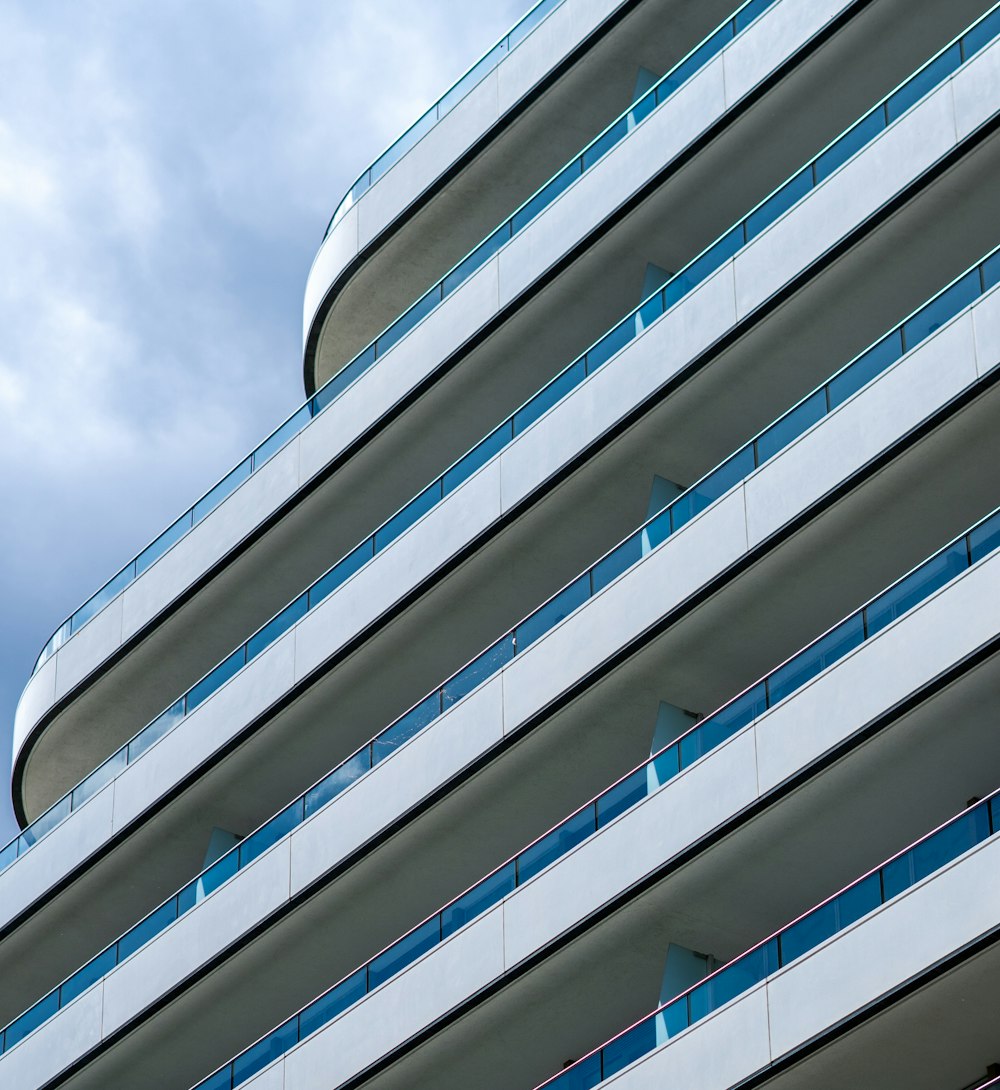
[680,682,766,770]
[118,899,178,962]
[305,749,371,817]
[369,916,441,990]
[963,9,1000,60]
[197,1069,232,1090]
[835,871,882,931]
[512,161,582,234]
[442,634,514,710]
[657,996,689,1038]
[969,511,1000,564]
[907,805,989,887]
[591,535,642,594]
[309,538,374,608]
[596,768,647,827]
[865,543,968,637]
[688,940,777,1022]
[374,692,441,764]
[582,117,627,171]
[902,269,981,350]
[746,167,812,241]
[187,646,246,711]
[4,991,59,1049]
[827,331,902,409]
[814,109,885,183]
[178,851,239,914]
[548,1053,602,1090]
[299,969,366,1040]
[601,1017,656,1079]
[514,360,586,435]
[441,862,516,939]
[767,613,865,706]
[518,807,595,884]
[443,421,512,496]
[240,800,303,869]
[886,44,961,122]
[586,315,638,373]
[781,900,837,965]
[515,574,590,652]
[231,1019,298,1086]
[60,947,117,1006]
[247,595,307,662]
[375,481,440,552]
[735,0,775,32]
[755,390,826,465]
[983,249,1000,292]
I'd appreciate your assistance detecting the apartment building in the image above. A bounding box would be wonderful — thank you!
[3,0,1000,1087]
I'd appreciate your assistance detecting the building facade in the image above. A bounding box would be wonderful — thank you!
[3,0,1000,1087]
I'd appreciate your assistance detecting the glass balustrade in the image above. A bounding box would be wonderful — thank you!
[536,793,1000,1090]
[6,173,997,888]
[29,0,781,679]
[4,488,998,1066]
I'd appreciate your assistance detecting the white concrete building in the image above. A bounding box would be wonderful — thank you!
[4,0,1000,1087]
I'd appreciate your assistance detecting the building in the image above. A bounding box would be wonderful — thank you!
[3,0,1000,1086]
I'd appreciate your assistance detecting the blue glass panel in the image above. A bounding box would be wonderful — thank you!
[4,991,59,1049]
[814,109,885,183]
[253,405,311,470]
[0,839,16,874]
[507,0,560,48]
[60,946,117,1006]
[591,534,643,594]
[991,796,1000,835]
[834,871,882,930]
[373,691,442,764]
[601,1017,656,1079]
[658,996,689,1038]
[635,290,665,333]
[682,225,745,296]
[196,1069,232,1090]
[735,0,775,32]
[983,249,1000,292]
[880,849,913,901]
[768,614,865,707]
[586,315,638,373]
[375,482,440,552]
[865,542,968,637]
[688,940,777,1023]
[582,117,627,171]
[240,800,304,868]
[187,646,246,711]
[518,806,595,884]
[309,538,375,608]
[746,167,812,241]
[298,968,367,1040]
[969,511,1000,564]
[512,160,582,234]
[312,344,375,414]
[442,634,515,710]
[515,574,590,652]
[628,90,656,127]
[118,898,178,962]
[193,457,252,525]
[231,1019,298,1086]
[377,285,442,357]
[369,916,441,990]
[514,359,586,435]
[548,1053,603,1090]
[443,224,511,297]
[596,768,647,827]
[680,683,766,770]
[886,44,962,122]
[70,745,128,811]
[678,24,733,89]
[72,563,134,632]
[443,421,512,496]
[305,749,372,818]
[678,447,756,531]
[136,512,192,576]
[649,743,682,786]
[247,594,308,662]
[902,270,981,350]
[178,851,239,914]
[827,331,903,409]
[128,699,184,763]
[641,508,671,552]
[25,795,71,845]
[755,390,826,465]
[441,862,516,939]
[963,9,1000,60]
[908,806,989,887]
[781,900,837,965]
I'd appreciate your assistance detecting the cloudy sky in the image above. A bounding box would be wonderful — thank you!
[0,0,523,844]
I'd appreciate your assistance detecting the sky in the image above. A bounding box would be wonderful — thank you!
[0,0,524,846]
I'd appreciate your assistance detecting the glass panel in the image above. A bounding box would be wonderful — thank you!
[680,683,766,770]
[197,1070,232,1090]
[178,851,239,914]
[886,44,962,122]
[369,916,441,990]
[674,446,755,535]
[309,538,375,608]
[441,862,516,939]
[4,991,59,1049]
[586,315,638,373]
[689,940,777,1022]
[982,249,1000,292]
[735,0,774,32]
[835,871,882,931]
[515,574,590,652]
[596,768,648,827]
[827,331,903,408]
[518,806,595,885]
[767,613,865,706]
[136,512,192,576]
[670,225,744,305]
[443,224,511,298]
[628,90,656,127]
[601,1017,657,1079]
[903,269,981,349]
[591,534,643,594]
[781,900,837,965]
[312,344,374,414]
[755,389,826,465]
[677,24,733,90]
[907,805,989,887]
[514,360,586,435]
[376,285,441,357]
[231,1019,298,1087]
[443,421,511,496]
[963,9,1000,59]
[298,968,367,1040]
[305,749,372,818]
[72,564,133,632]
[24,795,71,844]
[128,699,184,763]
[375,483,440,552]
[512,160,582,234]
[60,947,117,1006]
[814,109,885,183]
[658,996,690,1038]
[187,646,246,711]
[442,635,515,710]
[247,594,307,662]
[69,747,127,813]
[0,839,16,874]
[253,405,310,470]
[117,899,178,962]
[865,542,968,637]
[969,511,1000,564]
[548,1052,602,1090]
[373,692,441,764]
[193,457,252,525]
[240,800,304,869]
[582,117,627,172]
[746,167,812,240]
